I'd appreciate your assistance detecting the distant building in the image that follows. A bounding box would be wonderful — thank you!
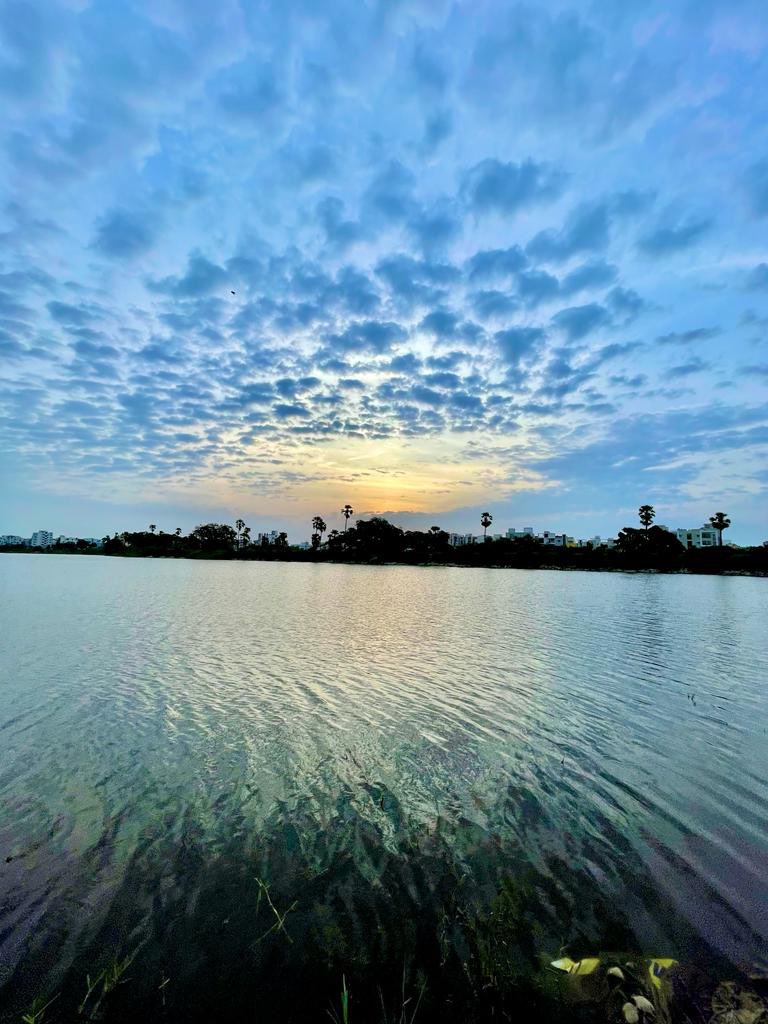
[448,533,474,546]
[674,525,719,549]
[30,530,53,548]
[0,534,25,546]
[539,531,566,546]
[505,527,534,539]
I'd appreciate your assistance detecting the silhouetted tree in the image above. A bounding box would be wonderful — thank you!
[617,525,683,560]
[709,511,731,547]
[188,523,237,552]
[341,504,354,531]
[638,505,655,532]
[241,526,251,547]
[312,516,327,544]
[175,527,182,537]
[149,524,156,534]
[235,519,245,546]
[480,512,493,539]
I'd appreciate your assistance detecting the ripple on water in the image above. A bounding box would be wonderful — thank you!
[0,557,767,1016]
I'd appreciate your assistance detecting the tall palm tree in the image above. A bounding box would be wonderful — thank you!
[341,504,354,531]
[709,511,731,547]
[312,516,327,544]
[638,505,655,532]
[149,524,156,534]
[480,512,493,539]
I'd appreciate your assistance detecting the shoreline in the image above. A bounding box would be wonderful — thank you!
[2,549,766,578]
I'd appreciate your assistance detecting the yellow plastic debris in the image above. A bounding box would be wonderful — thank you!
[647,958,677,990]
[550,956,601,975]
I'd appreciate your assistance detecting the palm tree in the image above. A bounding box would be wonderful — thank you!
[175,527,182,537]
[341,504,354,531]
[312,516,327,544]
[277,531,287,547]
[709,511,731,547]
[235,518,245,536]
[241,526,251,547]
[480,512,493,539]
[638,505,655,532]
[149,524,156,534]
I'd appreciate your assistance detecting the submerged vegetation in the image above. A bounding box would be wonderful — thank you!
[7,771,761,1024]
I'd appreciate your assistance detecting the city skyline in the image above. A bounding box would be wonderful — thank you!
[1,2,768,543]
[0,508,745,548]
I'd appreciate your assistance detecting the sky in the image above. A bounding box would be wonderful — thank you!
[1,0,767,544]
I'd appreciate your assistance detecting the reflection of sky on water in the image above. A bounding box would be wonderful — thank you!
[1,555,767,1009]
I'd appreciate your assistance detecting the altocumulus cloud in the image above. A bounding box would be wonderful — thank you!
[0,0,766,540]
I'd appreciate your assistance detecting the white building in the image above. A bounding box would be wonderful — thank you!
[448,533,474,546]
[674,525,719,549]
[506,527,534,539]
[30,530,53,548]
[0,534,25,546]
[539,530,566,546]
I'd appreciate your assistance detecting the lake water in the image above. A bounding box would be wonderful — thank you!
[1,554,767,1021]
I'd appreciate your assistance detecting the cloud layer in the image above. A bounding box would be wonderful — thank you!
[1,0,767,540]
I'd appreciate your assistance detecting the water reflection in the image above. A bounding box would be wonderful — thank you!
[0,556,766,1020]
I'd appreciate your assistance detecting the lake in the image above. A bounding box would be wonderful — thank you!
[1,554,766,1021]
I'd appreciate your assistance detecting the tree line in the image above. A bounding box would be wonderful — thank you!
[3,506,764,575]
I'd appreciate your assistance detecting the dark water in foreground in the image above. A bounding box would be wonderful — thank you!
[1,555,766,1021]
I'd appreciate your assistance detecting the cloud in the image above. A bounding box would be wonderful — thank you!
[494,326,545,365]
[465,246,527,281]
[560,259,618,295]
[656,327,720,345]
[317,197,366,251]
[407,200,462,254]
[606,286,646,321]
[746,263,768,290]
[470,290,518,319]
[552,303,610,340]
[517,269,560,307]
[527,201,610,263]
[364,160,416,223]
[410,37,449,98]
[47,300,97,326]
[327,320,407,354]
[420,109,452,155]
[1,1,766,540]
[637,214,712,256]
[461,158,566,216]
[743,159,768,218]
[419,310,459,339]
[664,358,710,379]
[92,207,158,259]
[148,254,228,298]
[374,254,458,308]
[210,59,285,125]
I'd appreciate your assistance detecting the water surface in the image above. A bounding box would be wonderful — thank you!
[1,555,766,1020]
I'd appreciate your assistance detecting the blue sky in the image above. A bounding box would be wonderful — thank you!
[1,0,767,543]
